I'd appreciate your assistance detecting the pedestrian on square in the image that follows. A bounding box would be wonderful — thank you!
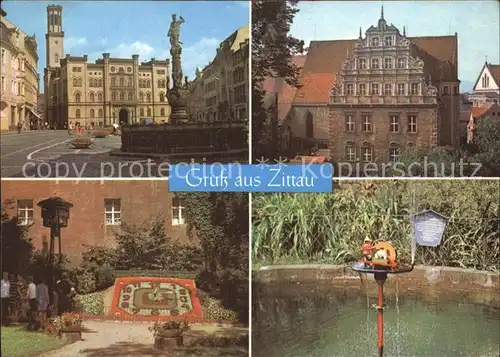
[56,273,75,315]
[25,276,37,330]
[1,271,10,325]
[16,121,22,134]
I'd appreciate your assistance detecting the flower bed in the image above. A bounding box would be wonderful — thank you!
[44,313,85,340]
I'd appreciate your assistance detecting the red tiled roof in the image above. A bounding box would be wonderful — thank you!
[472,106,492,118]
[292,35,457,105]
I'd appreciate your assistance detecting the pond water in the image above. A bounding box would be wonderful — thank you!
[252,283,499,357]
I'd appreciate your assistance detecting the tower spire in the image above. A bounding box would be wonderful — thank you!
[359,27,362,39]
[403,25,406,37]
[381,4,384,20]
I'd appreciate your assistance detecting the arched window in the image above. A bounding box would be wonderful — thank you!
[111,77,116,86]
[127,78,132,87]
[139,79,143,88]
[389,143,401,162]
[98,109,103,118]
[89,92,95,102]
[120,92,124,101]
[159,92,165,102]
[147,108,152,116]
[73,77,78,86]
[54,54,59,64]
[90,109,95,118]
[139,92,144,102]
[140,108,144,116]
[119,77,124,86]
[128,92,133,101]
[146,92,151,102]
[305,111,314,138]
[98,78,102,87]
[361,142,373,162]
[97,92,103,102]
[146,80,150,87]
[75,108,81,118]
[160,108,165,116]
[75,92,81,103]
[111,92,116,101]
[77,78,82,86]
[162,80,166,88]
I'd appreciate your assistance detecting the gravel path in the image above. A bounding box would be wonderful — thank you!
[39,320,162,357]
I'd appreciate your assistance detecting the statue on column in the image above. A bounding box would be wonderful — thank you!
[167,13,189,123]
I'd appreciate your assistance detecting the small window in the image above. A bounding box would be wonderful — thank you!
[397,84,405,95]
[98,108,103,118]
[389,147,400,162]
[97,92,103,101]
[104,198,121,225]
[17,199,34,226]
[362,114,372,132]
[384,84,392,95]
[160,108,165,116]
[172,195,185,226]
[128,92,133,101]
[397,58,405,69]
[111,92,117,101]
[75,108,81,118]
[384,37,392,46]
[359,58,367,69]
[90,109,95,118]
[75,92,81,103]
[411,83,419,95]
[370,37,379,47]
[371,58,379,69]
[345,144,356,162]
[120,92,124,101]
[345,114,355,132]
[407,115,417,133]
[140,108,144,116]
[384,58,392,69]
[346,83,354,95]
[389,115,399,132]
[147,108,152,116]
[371,83,379,95]
[89,92,95,102]
[443,86,449,95]
[359,84,366,96]
[361,145,373,162]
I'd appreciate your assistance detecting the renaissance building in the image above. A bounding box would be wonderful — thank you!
[271,7,460,167]
[44,5,171,128]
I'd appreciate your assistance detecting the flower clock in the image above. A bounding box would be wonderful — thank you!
[111,277,203,320]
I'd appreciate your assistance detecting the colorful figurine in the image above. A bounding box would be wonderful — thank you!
[361,237,374,266]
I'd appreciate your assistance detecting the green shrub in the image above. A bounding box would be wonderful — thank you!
[252,180,499,271]
[95,265,116,290]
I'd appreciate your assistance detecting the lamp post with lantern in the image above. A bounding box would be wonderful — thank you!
[37,197,73,304]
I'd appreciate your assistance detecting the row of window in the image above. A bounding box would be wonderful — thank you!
[345,114,418,133]
[357,57,406,70]
[205,81,217,93]
[73,91,166,103]
[345,143,407,163]
[74,77,167,89]
[1,76,24,96]
[16,197,185,226]
[73,107,167,119]
[368,36,397,47]
[345,82,420,96]
[233,67,245,84]
[1,49,26,71]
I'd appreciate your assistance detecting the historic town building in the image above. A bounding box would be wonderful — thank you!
[44,5,171,129]
[1,180,193,262]
[468,62,499,107]
[188,24,249,123]
[1,8,40,131]
[269,8,460,167]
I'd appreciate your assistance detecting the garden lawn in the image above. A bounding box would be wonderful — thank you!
[1,326,66,357]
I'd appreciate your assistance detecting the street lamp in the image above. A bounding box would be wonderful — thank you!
[38,197,73,304]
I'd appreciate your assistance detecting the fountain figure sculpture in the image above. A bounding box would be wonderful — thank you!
[167,14,189,123]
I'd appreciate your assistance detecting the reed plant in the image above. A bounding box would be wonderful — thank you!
[252,180,499,271]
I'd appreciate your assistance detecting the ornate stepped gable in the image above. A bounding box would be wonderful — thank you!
[329,7,437,105]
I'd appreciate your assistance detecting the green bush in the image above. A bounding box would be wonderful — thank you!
[252,180,499,271]
[70,264,97,294]
[96,265,116,290]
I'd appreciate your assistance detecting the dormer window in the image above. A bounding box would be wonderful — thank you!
[384,37,393,46]
[371,37,379,47]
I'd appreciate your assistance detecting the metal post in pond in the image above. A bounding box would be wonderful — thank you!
[352,209,447,357]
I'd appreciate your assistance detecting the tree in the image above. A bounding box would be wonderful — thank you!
[252,0,304,159]
[470,117,500,176]
[179,192,249,322]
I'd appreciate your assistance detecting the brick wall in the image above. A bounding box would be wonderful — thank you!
[328,105,438,163]
[1,180,195,263]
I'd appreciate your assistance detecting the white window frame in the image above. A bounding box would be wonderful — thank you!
[346,145,356,162]
[411,83,419,95]
[104,198,121,226]
[390,115,399,132]
[359,83,366,95]
[408,115,417,133]
[384,83,392,95]
[397,58,405,69]
[384,58,392,69]
[345,115,355,132]
[371,58,379,69]
[389,148,400,162]
[172,195,185,226]
[362,115,372,132]
[384,36,392,46]
[371,83,379,95]
[397,83,405,95]
[359,58,366,69]
[362,146,373,162]
[17,200,34,226]
[346,83,354,95]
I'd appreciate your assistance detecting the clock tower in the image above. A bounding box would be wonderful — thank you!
[45,4,64,68]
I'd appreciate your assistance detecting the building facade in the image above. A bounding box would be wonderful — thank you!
[468,62,500,107]
[44,5,171,129]
[1,8,40,131]
[1,180,193,263]
[187,24,249,123]
[272,8,460,166]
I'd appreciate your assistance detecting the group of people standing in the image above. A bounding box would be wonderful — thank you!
[1,271,76,330]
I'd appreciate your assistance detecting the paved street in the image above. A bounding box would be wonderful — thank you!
[1,130,169,178]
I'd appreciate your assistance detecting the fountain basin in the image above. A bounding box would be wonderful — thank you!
[252,265,499,357]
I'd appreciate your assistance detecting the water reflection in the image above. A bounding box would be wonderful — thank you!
[252,284,500,357]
